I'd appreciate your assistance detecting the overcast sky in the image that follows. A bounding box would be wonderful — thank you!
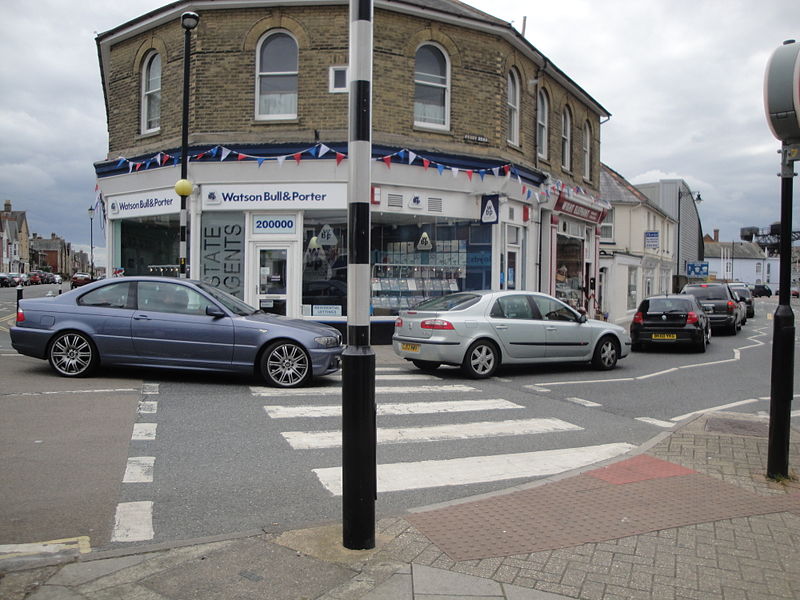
[0,0,797,268]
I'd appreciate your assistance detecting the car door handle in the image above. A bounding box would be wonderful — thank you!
[546,327,557,331]
[495,325,508,330]
[133,314,151,320]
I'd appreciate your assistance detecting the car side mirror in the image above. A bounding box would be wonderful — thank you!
[206,305,226,318]
[578,314,588,324]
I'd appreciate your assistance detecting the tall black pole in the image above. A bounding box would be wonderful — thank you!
[342,0,376,550]
[767,143,796,478]
[178,13,198,278]
[89,213,94,279]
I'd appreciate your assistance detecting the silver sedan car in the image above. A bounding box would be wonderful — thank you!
[392,290,631,378]
[11,277,343,387]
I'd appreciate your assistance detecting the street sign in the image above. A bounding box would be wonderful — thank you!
[686,262,709,277]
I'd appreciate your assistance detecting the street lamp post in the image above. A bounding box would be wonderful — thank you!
[175,11,199,278]
[87,206,95,280]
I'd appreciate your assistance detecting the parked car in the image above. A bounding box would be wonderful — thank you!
[729,284,754,319]
[28,271,43,285]
[680,283,744,335]
[392,290,631,378]
[8,273,29,286]
[10,277,344,387]
[54,274,63,284]
[71,272,93,288]
[630,295,711,353]
[0,273,10,287]
[751,284,772,297]
[792,287,799,298]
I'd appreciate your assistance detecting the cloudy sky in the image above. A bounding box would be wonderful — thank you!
[1,0,797,267]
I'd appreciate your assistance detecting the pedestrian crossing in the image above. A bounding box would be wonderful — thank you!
[256,368,635,497]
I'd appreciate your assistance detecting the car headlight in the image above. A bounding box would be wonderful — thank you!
[314,335,341,348]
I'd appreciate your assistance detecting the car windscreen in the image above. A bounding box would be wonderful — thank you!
[412,293,481,312]
[196,282,258,315]
[645,298,693,313]
[684,286,727,300]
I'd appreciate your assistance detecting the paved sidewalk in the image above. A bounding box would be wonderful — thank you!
[1,352,798,599]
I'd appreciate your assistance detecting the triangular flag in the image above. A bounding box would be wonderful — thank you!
[134,162,143,171]
[436,164,445,175]
[277,155,286,167]
[491,167,500,177]
[466,170,473,181]
[451,167,459,178]
[408,151,417,164]
[257,158,266,168]
[318,144,330,158]
[503,164,510,176]
[336,152,345,165]
[115,157,127,168]
[220,147,231,161]
[308,146,318,158]
[423,158,430,170]
[522,185,527,196]
[237,153,248,161]
[128,163,134,173]
[162,153,171,165]
[398,150,406,161]
[478,170,486,181]
[293,152,302,164]
[209,146,219,158]
[172,155,180,166]
[382,155,392,168]
[197,152,206,160]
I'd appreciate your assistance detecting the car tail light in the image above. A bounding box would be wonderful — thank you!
[726,301,735,314]
[686,311,699,324]
[16,308,24,323]
[421,319,454,330]
[395,318,403,328]
[633,311,644,324]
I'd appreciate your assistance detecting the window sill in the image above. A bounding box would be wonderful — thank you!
[413,124,451,134]
[254,117,299,124]
[138,129,161,140]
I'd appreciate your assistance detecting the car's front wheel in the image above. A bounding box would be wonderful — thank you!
[260,340,312,388]
[591,336,619,370]
[48,331,98,377]
[461,339,499,379]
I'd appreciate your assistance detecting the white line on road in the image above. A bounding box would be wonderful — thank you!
[282,418,582,449]
[264,399,523,419]
[313,442,636,495]
[635,417,676,428]
[525,385,551,393]
[138,401,158,414]
[327,373,441,381]
[131,423,157,441]
[535,377,635,386]
[111,501,154,542]
[3,388,139,398]
[670,398,760,422]
[122,457,155,483]
[250,384,478,396]
[142,383,160,395]
[565,397,602,407]
[635,368,678,380]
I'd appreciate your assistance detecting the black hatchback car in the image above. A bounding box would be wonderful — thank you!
[631,295,710,353]
[680,283,743,334]
[729,284,754,318]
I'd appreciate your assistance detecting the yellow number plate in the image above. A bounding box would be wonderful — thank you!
[400,343,420,352]
[651,333,677,340]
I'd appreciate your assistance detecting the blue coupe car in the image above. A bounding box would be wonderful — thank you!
[11,277,344,387]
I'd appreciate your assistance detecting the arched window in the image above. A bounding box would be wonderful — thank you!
[256,31,298,119]
[141,52,161,133]
[414,44,449,128]
[561,106,572,171]
[537,89,549,159]
[507,69,520,145]
[583,121,592,180]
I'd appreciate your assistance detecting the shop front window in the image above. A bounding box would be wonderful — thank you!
[555,234,584,308]
[302,217,348,317]
[627,266,638,310]
[120,214,179,277]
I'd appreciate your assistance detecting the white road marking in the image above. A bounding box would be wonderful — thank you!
[142,383,160,395]
[0,537,90,557]
[111,501,154,542]
[565,397,602,407]
[138,401,158,414]
[525,385,551,393]
[327,373,441,381]
[635,417,676,428]
[123,457,155,483]
[636,368,677,380]
[4,388,138,398]
[263,399,523,419]
[131,423,157,441]
[670,398,760,422]
[313,442,636,495]
[250,384,477,396]
[282,418,582,449]
[536,377,635,386]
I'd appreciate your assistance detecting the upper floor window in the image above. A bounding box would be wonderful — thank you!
[414,44,449,129]
[537,89,549,159]
[582,121,592,180]
[507,69,520,145]
[561,106,572,171]
[257,31,298,120]
[600,208,614,240]
[141,52,161,133]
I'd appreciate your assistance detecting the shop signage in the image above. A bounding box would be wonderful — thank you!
[687,262,709,277]
[253,215,296,234]
[200,212,245,298]
[644,230,659,249]
[553,194,605,224]
[202,183,347,211]
[107,188,179,219]
[480,194,499,224]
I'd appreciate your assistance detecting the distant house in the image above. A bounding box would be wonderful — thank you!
[703,229,779,285]
[0,200,30,273]
[30,232,71,276]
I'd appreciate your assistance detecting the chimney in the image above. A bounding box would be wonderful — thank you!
[713,229,719,242]
[3,200,10,213]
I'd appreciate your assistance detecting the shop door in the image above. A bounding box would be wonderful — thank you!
[254,245,293,316]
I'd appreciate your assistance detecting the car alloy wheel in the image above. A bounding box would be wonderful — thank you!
[261,341,312,388]
[592,336,619,370]
[48,331,97,377]
[461,340,498,379]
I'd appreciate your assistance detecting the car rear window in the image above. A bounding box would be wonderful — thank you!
[645,298,692,313]
[683,286,727,300]
[412,293,481,312]
[731,287,751,298]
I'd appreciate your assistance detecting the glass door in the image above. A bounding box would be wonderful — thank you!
[256,246,289,315]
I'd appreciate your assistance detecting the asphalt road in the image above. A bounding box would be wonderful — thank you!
[0,287,797,556]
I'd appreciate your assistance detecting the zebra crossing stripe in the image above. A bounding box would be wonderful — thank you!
[123,457,155,483]
[635,417,675,428]
[327,373,441,381]
[264,399,524,419]
[110,501,154,542]
[282,418,582,449]
[313,442,636,495]
[131,423,157,440]
[250,384,477,396]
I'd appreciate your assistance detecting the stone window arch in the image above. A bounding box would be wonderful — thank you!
[256,30,298,120]
[414,43,450,129]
